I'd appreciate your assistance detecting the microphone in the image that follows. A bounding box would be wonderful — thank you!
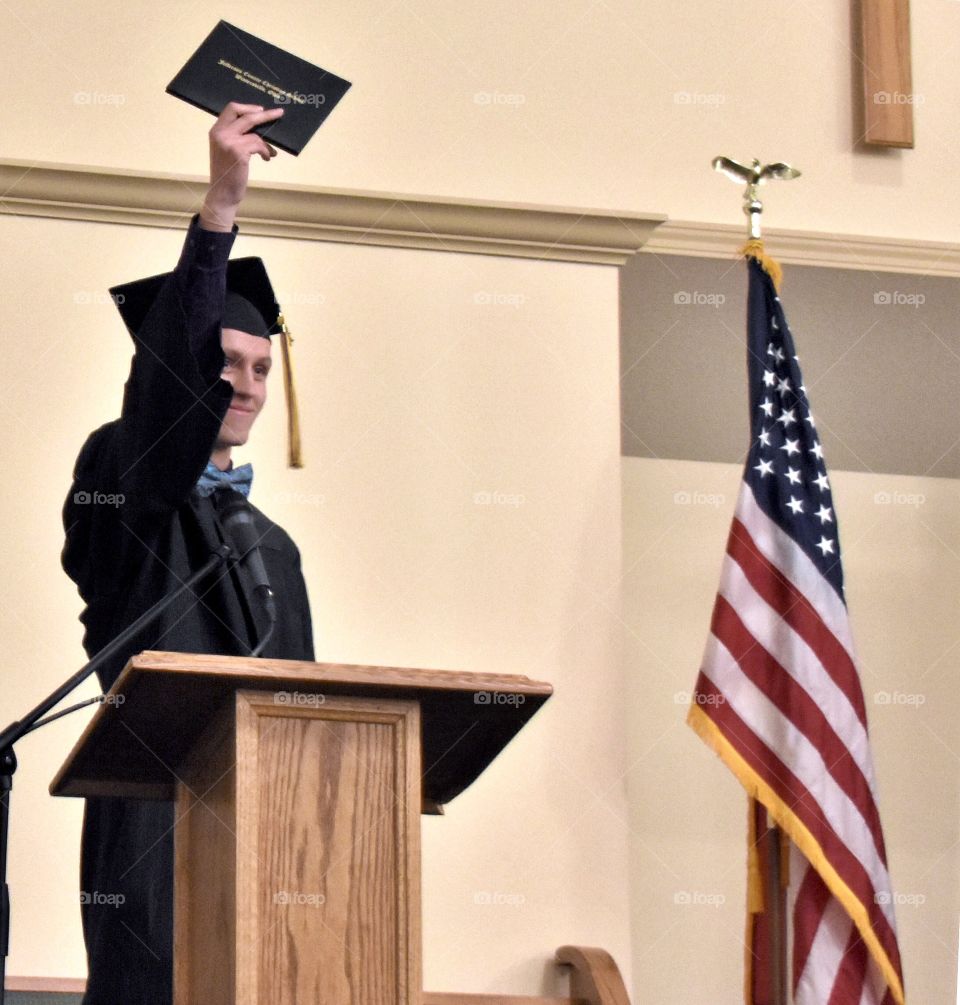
[217,493,277,656]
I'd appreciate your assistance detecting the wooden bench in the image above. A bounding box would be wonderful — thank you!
[424,946,631,1005]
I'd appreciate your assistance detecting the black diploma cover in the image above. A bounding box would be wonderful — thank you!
[167,21,352,156]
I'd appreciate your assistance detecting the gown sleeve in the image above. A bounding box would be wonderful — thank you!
[117,216,238,517]
[62,217,237,600]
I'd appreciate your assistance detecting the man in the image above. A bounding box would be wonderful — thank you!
[61,103,314,1004]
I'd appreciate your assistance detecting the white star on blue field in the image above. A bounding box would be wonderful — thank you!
[743,259,843,600]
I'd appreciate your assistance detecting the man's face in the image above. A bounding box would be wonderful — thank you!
[215,327,272,449]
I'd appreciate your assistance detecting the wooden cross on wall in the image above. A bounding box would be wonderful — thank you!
[860,0,914,147]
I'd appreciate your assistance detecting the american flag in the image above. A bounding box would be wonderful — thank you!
[687,253,905,1005]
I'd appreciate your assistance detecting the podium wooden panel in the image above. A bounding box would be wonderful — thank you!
[51,651,552,1005]
[174,691,421,1005]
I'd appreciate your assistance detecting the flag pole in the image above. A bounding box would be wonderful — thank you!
[763,815,788,1005]
[711,156,801,1005]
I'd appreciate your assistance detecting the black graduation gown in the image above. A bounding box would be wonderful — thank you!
[61,219,314,1005]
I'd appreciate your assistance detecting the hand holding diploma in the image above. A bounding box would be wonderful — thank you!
[200,102,283,232]
[168,21,352,158]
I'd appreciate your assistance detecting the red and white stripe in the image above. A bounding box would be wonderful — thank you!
[789,845,895,1005]
[693,483,904,1003]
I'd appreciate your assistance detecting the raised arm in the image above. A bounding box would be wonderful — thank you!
[63,104,285,600]
[200,102,281,232]
[114,103,284,516]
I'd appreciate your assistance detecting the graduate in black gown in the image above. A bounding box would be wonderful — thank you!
[61,102,314,1004]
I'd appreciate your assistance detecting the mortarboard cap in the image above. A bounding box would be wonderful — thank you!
[109,257,303,467]
[110,257,280,339]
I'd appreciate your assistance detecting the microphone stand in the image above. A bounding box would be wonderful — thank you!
[0,542,231,1004]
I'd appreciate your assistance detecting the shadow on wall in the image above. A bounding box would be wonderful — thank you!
[619,251,960,478]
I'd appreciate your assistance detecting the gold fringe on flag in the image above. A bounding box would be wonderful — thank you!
[739,238,783,293]
[278,313,303,469]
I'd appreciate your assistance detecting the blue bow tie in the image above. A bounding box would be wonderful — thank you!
[195,461,253,498]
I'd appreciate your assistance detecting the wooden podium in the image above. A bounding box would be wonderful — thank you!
[51,651,552,1005]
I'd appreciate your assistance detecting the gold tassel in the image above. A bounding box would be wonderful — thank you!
[278,313,303,469]
[747,798,765,914]
[744,799,762,1005]
[779,824,791,889]
[739,238,783,293]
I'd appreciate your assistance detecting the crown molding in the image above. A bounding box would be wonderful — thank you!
[0,158,665,266]
[7,159,953,274]
[645,219,960,277]
[3,162,956,277]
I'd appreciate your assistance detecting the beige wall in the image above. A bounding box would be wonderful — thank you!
[4,1,960,242]
[0,210,628,991]
[623,456,959,1004]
